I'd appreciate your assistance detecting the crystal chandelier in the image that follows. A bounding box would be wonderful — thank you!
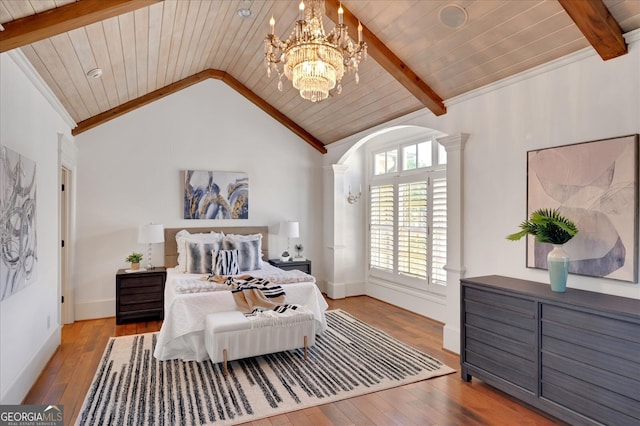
[264,0,367,102]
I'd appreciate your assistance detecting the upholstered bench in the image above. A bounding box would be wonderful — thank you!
[204,310,316,375]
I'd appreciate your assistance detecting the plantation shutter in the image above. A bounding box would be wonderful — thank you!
[431,175,447,285]
[370,184,394,272]
[398,180,428,279]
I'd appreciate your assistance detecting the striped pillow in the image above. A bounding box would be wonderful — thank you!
[185,241,219,274]
[214,249,239,275]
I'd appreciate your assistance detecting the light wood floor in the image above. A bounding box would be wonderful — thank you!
[24,296,563,425]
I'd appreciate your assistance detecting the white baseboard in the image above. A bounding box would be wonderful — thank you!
[326,281,366,299]
[75,298,115,321]
[367,280,447,323]
[1,326,60,404]
[443,324,460,355]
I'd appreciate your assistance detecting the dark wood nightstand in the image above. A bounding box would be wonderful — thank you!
[116,267,166,325]
[268,259,311,274]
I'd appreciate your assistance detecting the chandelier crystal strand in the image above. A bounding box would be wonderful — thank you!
[264,0,367,102]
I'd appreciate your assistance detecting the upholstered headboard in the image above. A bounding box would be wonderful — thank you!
[164,226,269,268]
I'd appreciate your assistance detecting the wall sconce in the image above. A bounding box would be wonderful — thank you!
[347,185,362,204]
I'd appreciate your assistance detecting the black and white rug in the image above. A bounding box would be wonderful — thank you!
[76,310,455,425]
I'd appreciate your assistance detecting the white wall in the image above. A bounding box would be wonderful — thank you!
[432,37,640,300]
[0,53,73,403]
[327,33,640,352]
[74,79,325,319]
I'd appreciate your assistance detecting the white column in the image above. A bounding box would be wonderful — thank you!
[437,133,469,354]
[325,164,349,298]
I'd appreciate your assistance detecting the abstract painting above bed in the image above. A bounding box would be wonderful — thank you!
[184,170,248,219]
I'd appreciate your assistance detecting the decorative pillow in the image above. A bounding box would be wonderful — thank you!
[213,249,239,276]
[185,241,220,274]
[175,230,223,272]
[223,234,262,272]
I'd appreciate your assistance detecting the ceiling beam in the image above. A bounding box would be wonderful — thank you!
[324,0,446,116]
[72,70,212,136]
[72,69,327,154]
[0,0,162,53]
[557,0,627,60]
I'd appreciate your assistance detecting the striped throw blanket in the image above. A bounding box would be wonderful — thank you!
[245,304,314,327]
[215,275,287,313]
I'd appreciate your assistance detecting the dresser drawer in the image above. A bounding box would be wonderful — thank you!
[118,275,164,288]
[462,284,537,392]
[540,303,640,425]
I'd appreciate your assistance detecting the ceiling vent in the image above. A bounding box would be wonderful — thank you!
[86,68,103,79]
[237,0,253,18]
[439,4,468,29]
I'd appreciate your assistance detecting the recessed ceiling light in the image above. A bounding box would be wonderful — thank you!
[237,8,253,18]
[439,4,468,29]
[86,68,103,79]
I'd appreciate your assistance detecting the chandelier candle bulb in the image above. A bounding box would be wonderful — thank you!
[269,16,275,35]
[299,1,305,21]
[338,4,344,25]
[358,21,363,43]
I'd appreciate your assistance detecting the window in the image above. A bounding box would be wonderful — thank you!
[403,141,432,170]
[370,184,394,272]
[398,180,428,279]
[374,149,397,175]
[369,139,447,294]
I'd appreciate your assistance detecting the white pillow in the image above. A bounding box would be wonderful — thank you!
[223,233,262,272]
[175,230,223,272]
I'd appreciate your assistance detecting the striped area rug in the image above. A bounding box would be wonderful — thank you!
[76,309,455,425]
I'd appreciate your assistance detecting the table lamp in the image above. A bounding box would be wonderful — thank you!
[138,223,164,269]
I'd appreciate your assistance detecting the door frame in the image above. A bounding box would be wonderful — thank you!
[59,134,77,324]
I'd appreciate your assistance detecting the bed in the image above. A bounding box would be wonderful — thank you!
[153,226,328,362]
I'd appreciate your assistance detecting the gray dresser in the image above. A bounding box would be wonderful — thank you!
[460,275,640,426]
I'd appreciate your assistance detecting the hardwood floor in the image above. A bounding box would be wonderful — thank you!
[23,296,563,425]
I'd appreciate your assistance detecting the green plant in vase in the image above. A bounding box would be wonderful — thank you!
[126,252,143,270]
[507,208,578,292]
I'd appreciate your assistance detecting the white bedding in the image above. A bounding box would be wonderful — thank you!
[153,262,328,361]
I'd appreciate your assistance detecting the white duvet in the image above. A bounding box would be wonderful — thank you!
[153,262,328,361]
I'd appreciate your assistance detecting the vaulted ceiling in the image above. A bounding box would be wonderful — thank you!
[1,0,639,153]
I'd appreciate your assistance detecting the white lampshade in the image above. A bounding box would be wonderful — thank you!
[283,221,300,238]
[138,223,164,244]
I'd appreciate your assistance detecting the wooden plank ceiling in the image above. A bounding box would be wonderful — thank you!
[1,0,638,153]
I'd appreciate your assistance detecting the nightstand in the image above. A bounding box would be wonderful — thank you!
[268,259,311,274]
[116,267,166,325]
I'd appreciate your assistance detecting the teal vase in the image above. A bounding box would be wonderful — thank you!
[547,244,569,292]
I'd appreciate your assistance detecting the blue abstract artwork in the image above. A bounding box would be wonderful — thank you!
[184,170,248,219]
[1,145,38,300]
[527,134,638,283]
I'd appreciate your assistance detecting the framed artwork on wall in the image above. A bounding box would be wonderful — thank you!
[526,134,639,283]
[184,170,249,219]
[1,145,38,301]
